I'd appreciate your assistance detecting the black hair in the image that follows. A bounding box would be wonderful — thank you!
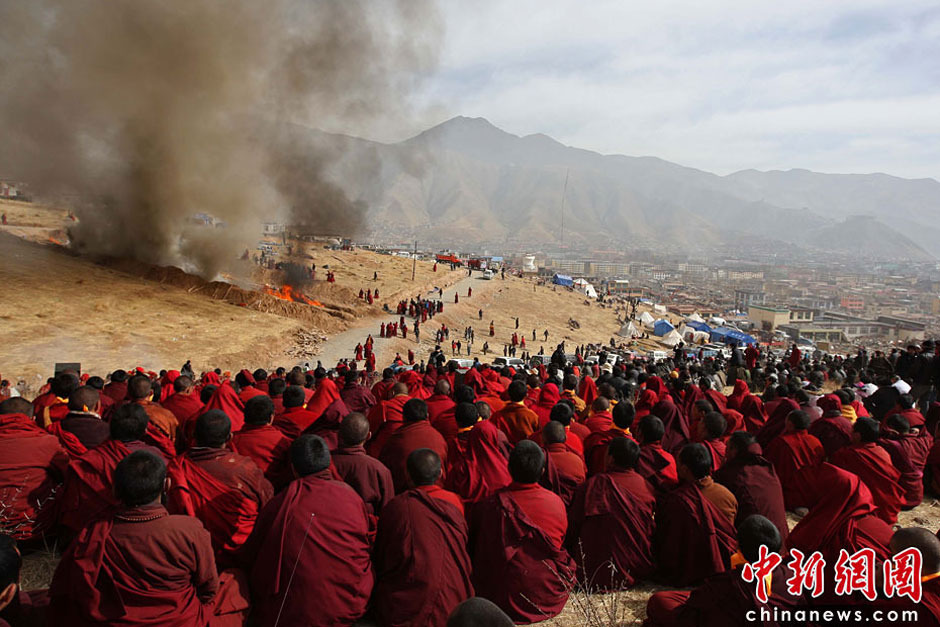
[114,451,166,507]
[194,410,231,447]
[244,395,275,426]
[290,434,331,476]
[508,440,544,484]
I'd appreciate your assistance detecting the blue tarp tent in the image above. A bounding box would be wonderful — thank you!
[552,274,574,287]
[710,327,756,345]
[685,320,712,333]
[653,319,675,337]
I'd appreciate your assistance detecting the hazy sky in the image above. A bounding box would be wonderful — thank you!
[410,0,940,180]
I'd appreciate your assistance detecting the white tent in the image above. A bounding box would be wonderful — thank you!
[688,312,705,323]
[639,311,655,326]
[678,325,710,345]
[618,321,640,338]
[574,279,598,299]
[709,316,726,326]
[659,329,683,347]
[653,304,667,314]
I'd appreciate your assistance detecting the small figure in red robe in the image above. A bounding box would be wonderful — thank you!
[379,399,449,493]
[831,416,905,524]
[540,421,587,506]
[454,292,459,304]
[232,395,292,490]
[332,413,395,517]
[467,286,472,298]
[373,449,473,626]
[763,409,825,511]
[635,415,678,494]
[241,435,374,626]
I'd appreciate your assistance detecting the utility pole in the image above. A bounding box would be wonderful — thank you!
[411,239,417,281]
[560,168,569,248]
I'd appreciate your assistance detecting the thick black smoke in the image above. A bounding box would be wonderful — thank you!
[0,0,440,277]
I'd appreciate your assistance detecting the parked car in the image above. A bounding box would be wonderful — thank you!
[447,359,475,372]
[493,356,525,369]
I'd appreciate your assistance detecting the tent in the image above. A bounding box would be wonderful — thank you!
[573,279,598,299]
[659,329,683,347]
[639,311,655,326]
[653,319,675,337]
[654,304,667,314]
[618,321,640,338]
[688,312,705,323]
[685,320,712,333]
[709,316,726,327]
[552,274,574,287]
[678,325,710,345]
[710,327,756,345]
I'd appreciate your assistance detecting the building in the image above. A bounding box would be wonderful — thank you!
[735,289,766,312]
[840,296,865,312]
[606,279,632,296]
[748,305,790,332]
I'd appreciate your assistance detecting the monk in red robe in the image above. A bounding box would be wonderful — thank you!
[161,375,204,426]
[305,373,342,421]
[699,377,727,413]
[332,413,395,516]
[492,380,541,443]
[50,450,248,626]
[807,393,854,457]
[426,379,456,429]
[371,368,398,402]
[445,403,512,508]
[884,393,926,430]
[529,382,561,427]
[651,396,689,453]
[831,416,905,524]
[127,374,179,442]
[880,414,930,508]
[231,395,292,489]
[241,435,374,626]
[32,372,79,427]
[713,432,789,545]
[340,370,377,414]
[645,514,801,627]
[787,463,893,604]
[55,386,110,452]
[373,449,474,626]
[763,409,825,511]
[583,396,615,433]
[273,384,321,438]
[379,399,448,493]
[102,369,129,403]
[530,402,587,457]
[870,528,940,626]
[754,386,800,448]
[583,401,634,475]
[0,398,68,541]
[695,411,728,473]
[366,382,412,456]
[58,404,164,535]
[568,438,655,590]
[470,441,575,623]
[540,421,587,506]
[635,415,679,493]
[653,443,737,586]
[234,370,265,404]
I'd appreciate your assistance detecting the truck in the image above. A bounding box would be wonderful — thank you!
[436,253,463,266]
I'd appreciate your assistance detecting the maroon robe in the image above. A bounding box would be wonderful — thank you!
[470,484,575,623]
[373,488,474,627]
[582,427,633,476]
[161,391,204,426]
[231,423,292,489]
[241,471,374,627]
[303,397,349,451]
[332,444,395,516]
[652,399,689,453]
[831,442,905,524]
[807,413,854,458]
[167,448,273,563]
[273,405,322,438]
[636,443,679,493]
[567,469,655,589]
[102,380,128,403]
[763,431,825,510]
[49,503,247,627]
[445,421,512,505]
[379,421,448,493]
[755,398,800,449]
[0,413,68,540]
[703,389,727,413]
[340,383,377,414]
[653,482,736,587]
[713,443,789,545]
[739,394,767,432]
[540,442,587,507]
[701,438,726,473]
[878,436,923,508]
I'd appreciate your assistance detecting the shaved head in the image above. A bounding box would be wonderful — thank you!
[392,382,409,396]
[0,397,32,417]
[407,448,442,486]
[447,597,514,627]
[543,420,566,445]
[68,386,100,412]
[891,527,940,575]
[340,412,370,446]
[434,379,451,396]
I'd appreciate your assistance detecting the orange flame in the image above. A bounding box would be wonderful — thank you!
[47,236,66,246]
[262,284,323,307]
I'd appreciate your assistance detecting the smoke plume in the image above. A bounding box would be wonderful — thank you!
[0,0,440,277]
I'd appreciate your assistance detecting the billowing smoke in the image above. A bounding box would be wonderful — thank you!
[0,0,440,277]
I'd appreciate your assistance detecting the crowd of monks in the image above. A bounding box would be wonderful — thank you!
[2,348,940,626]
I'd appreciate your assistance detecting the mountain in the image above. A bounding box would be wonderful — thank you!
[312,116,939,260]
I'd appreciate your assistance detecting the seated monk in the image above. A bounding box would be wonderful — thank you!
[713,432,789,545]
[884,393,925,430]
[273,385,321,439]
[530,402,586,458]
[492,380,541,444]
[470,441,575,623]
[268,377,287,415]
[445,403,512,506]
[241,435,373,626]
[645,515,800,627]
[332,412,395,517]
[340,369,377,415]
[426,379,456,436]
[366,382,412,456]
[686,399,713,442]
[0,398,68,541]
[161,375,204,427]
[234,369,265,403]
[371,368,398,403]
[787,463,893,604]
[568,438,655,590]
[561,374,587,414]
[871,527,940,625]
[695,411,727,473]
[699,376,727,413]
[763,410,825,511]
[880,414,929,509]
[102,369,129,403]
[54,386,109,452]
[539,421,587,507]
[167,410,273,565]
[754,385,800,449]
[231,395,292,489]
[446,597,514,627]
[831,417,905,524]
[33,372,79,427]
[1,533,49,627]
[583,401,635,476]
[58,404,164,535]
[635,415,679,494]
[373,449,473,626]
[50,451,248,626]
[653,444,737,587]
[583,397,615,433]
[379,399,448,493]
[127,374,179,443]
[807,393,853,458]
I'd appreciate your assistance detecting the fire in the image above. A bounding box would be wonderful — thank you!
[47,236,67,246]
[263,284,323,307]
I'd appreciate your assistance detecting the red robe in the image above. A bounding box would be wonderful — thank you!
[306,378,341,420]
[161,391,204,426]
[582,427,633,476]
[713,443,789,545]
[583,410,614,434]
[0,413,68,540]
[530,384,561,426]
[763,431,825,510]
[445,422,512,505]
[367,393,410,434]
[379,420,449,493]
[49,504,233,627]
[273,405,322,438]
[653,482,736,587]
[636,443,679,493]
[578,376,598,407]
[725,380,749,411]
[199,382,245,432]
[241,471,374,626]
[373,489,474,627]
[739,394,767,432]
[426,393,456,426]
[652,399,689,454]
[332,444,396,517]
[755,398,800,449]
[231,423,292,489]
[701,438,727,473]
[807,413,854,458]
[541,442,587,507]
[567,469,655,589]
[167,448,273,563]
[831,442,905,524]
[470,484,575,623]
